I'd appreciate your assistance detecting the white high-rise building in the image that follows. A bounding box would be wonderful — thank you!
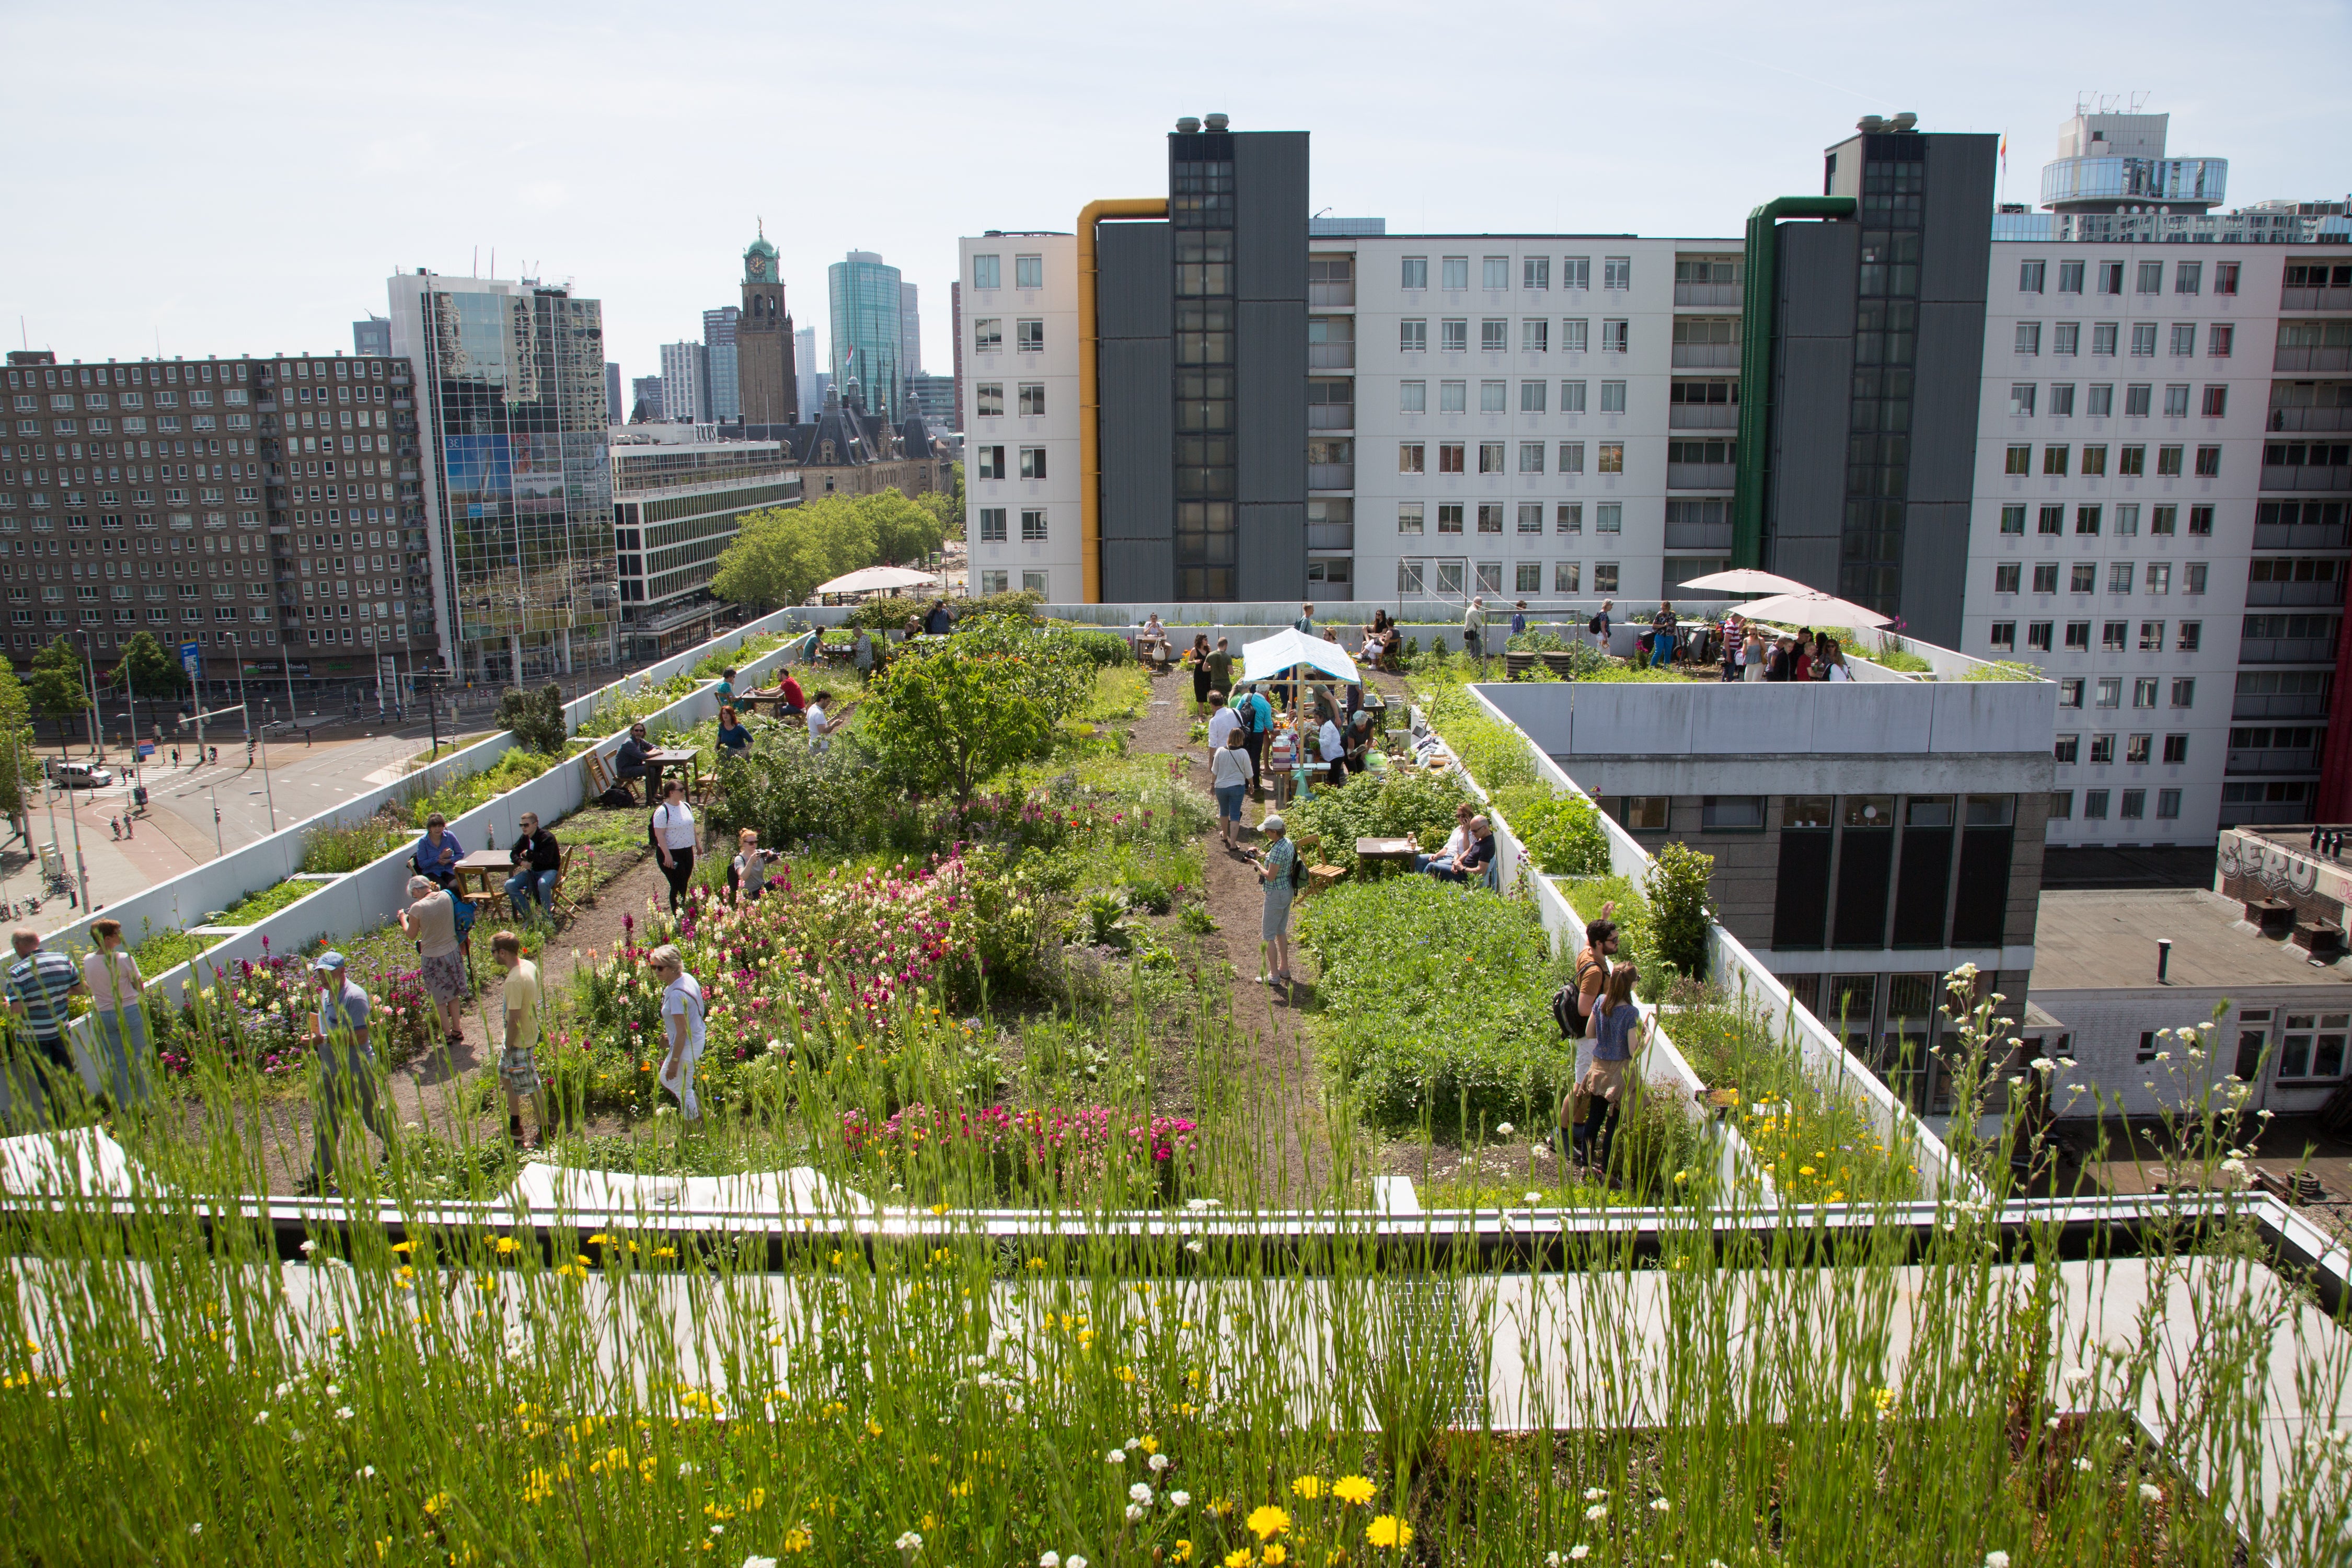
[956,235,1081,600]
[659,341,707,424]
[794,326,820,424]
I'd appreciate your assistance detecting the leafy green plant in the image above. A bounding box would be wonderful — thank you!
[583,673,701,736]
[402,748,556,828]
[859,618,1094,799]
[493,684,569,756]
[1417,681,1537,789]
[1283,767,1473,874]
[1490,784,1609,876]
[215,879,318,928]
[300,813,410,873]
[1505,629,1566,653]
[1963,660,2044,683]
[689,632,785,677]
[1644,840,1714,984]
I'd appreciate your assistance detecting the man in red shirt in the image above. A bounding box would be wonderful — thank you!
[781,671,806,716]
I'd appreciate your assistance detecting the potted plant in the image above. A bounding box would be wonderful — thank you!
[1507,628,1566,680]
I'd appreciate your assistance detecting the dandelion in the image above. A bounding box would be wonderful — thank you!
[1364,1517,1411,1550]
[1247,1505,1291,1540]
[1292,1475,1324,1500]
[1333,1476,1376,1506]
[1224,1553,1253,1568]
[1495,1122,1514,1136]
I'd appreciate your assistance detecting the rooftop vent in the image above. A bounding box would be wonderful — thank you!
[1204,112,1229,132]
[1891,111,1919,131]
[1175,116,1201,133]
[1858,114,1887,133]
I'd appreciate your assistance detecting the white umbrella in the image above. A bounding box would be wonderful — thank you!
[1239,627,1360,686]
[814,564,938,597]
[1675,567,1813,596]
[1734,590,1893,631]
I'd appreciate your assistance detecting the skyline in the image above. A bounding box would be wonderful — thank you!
[5,1,2349,391]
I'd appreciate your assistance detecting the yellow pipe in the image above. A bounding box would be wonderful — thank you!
[1076,197,1168,603]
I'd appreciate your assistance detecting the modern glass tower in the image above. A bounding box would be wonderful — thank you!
[386,272,618,682]
[827,251,904,421]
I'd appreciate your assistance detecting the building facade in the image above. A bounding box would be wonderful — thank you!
[900,280,923,389]
[737,229,797,426]
[905,373,959,434]
[386,271,618,683]
[958,234,1081,599]
[353,316,392,359]
[609,428,798,658]
[629,375,664,423]
[659,341,707,424]
[604,362,623,426]
[701,306,740,423]
[828,251,905,425]
[0,347,422,696]
[793,327,820,427]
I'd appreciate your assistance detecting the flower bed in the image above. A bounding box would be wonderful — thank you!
[839,1100,1200,1202]
[158,940,440,1080]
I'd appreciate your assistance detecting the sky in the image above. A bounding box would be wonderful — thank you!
[5,0,2349,394]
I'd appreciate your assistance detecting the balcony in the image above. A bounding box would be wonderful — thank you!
[1307,403,1354,431]
[2274,346,2352,373]
[2268,406,2352,434]
[1664,518,1734,551]
[1307,464,1355,491]
[2245,579,2347,607]
[1667,462,1737,490]
[2255,517,2350,549]
[1674,282,1743,308]
[1306,522,1356,551]
[2282,286,2352,311]
[1307,343,1355,370]
[1308,281,1356,308]
[1671,343,1740,368]
[2228,746,2324,775]
[2240,635,2339,664]
[2261,444,2352,491]
[1668,403,1738,430]
[2234,691,2331,720]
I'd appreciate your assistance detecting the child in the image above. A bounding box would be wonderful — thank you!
[491,931,554,1148]
[732,827,777,903]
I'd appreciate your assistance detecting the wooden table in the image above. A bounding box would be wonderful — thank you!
[642,747,699,798]
[452,849,514,908]
[1356,836,1419,876]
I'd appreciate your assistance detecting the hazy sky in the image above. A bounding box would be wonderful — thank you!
[5,1,2348,393]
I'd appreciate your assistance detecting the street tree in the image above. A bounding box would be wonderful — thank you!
[25,637,92,746]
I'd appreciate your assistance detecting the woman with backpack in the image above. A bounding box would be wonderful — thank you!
[1556,911,1617,1162]
[650,778,701,918]
[1578,964,1650,1174]
[1252,814,1300,987]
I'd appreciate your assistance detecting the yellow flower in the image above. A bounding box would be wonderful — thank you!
[1226,1553,1253,1568]
[1331,1476,1376,1507]
[1246,1505,1291,1541]
[1264,1548,1288,1566]
[1364,1517,1411,1550]
[1290,1476,1324,1500]
[1171,1542,1194,1564]
[783,1524,813,1553]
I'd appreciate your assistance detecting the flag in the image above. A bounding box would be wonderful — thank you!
[2000,135,2009,177]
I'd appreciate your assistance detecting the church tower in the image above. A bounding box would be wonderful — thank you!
[736,224,798,425]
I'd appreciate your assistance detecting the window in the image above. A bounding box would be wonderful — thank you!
[1400,320,1427,353]
[1441,320,1468,352]
[974,318,1002,352]
[2054,734,2079,763]
[1020,570,1049,595]
[1399,442,1425,473]
[2077,505,2102,536]
[2131,323,2158,357]
[2096,677,2122,708]
[2010,385,2037,417]
[2032,562,2059,593]
[2170,325,2197,359]
[2102,622,2128,651]
[2150,504,2177,535]
[1018,383,1046,416]
[1397,560,1425,594]
[1524,256,1550,291]
[1563,257,1589,290]
[2081,442,2106,475]
[1561,319,1589,353]
[1517,503,1543,534]
[2084,790,2111,820]
[2038,505,2064,536]
[1014,254,1043,290]
[2136,261,2164,294]
[1593,562,1619,592]
[2088,384,2114,417]
[1396,502,1424,535]
[2051,791,2074,819]
[1442,257,1469,291]
[1482,320,1508,353]
[2028,620,2054,650]
[978,569,1009,594]
[1520,381,1547,413]
[2163,384,2190,419]
[2059,260,2085,293]
[1518,442,1545,473]
[2016,322,2042,355]
[972,254,1001,290]
[2196,445,2221,477]
[2208,324,2233,356]
[2051,384,2077,417]
[1597,443,1623,474]
[1988,621,2016,651]
[2111,562,2136,593]
[1401,257,1428,290]
[1400,382,1426,414]
[2277,1013,2351,1080]
[2093,322,2119,355]
[1557,504,1582,534]
[1483,256,1509,290]
[1596,503,1622,533]
[2059,678,2084,708]
[2090,735,2116,764]
[2000,503,2026,534]
[1016,319,1044,352]
[1555,560,1581,592]
[1475,562,1503,594]
[2157,789,2182,819]
[976,445,1005,480]
[2125,384,2152,418]
[2045,445,2070,477]
[1592,382,1628,418]
[2186,564,2210,597]
[1561,379,1587,412]
[976,383,1004,417]
[2164,734,2189,763]
[1018,446,1047,479]
[1478,442,1506,474]
[2213,261,2240,295]
[1438,443,1465,474]
[2175,261,2203,295]
[1994,562,2021,593]
[1604,257,1630,290]
[978,507,1007,542]
[2157,445,2184,477]
[1441,379,1466,412]
[1522,319,1548,353]
[2188,506,2213,537]
[2120,787,2147,818]
[2065,619,2091,648]
[1600,320,1629,353]
[2005,445,2032,475]
[2054,322,2080,355]
[2147,561,2171,594]
[1020,509,1048,542]
[2134,671,2160,702]
[1437,504,1463,534]
[2019,260,2046,293]
[1516,561,1542,592]
[1558,442,1584,473]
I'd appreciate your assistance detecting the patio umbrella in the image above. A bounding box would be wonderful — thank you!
[1675,567,1813,596]
[1733,590,1893,631]
[1239,627,1360,686]
[814,565,939,597]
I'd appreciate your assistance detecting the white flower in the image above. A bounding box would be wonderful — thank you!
[1105,1449,1126,1465]
[190,1524,203,1536]
[677,1461,697,1477]
[252,1411,269,1425]
[1129,1483,1153,1504]
[711,1524,727,1535]
[2045,1416,2061,1429]
[2257,1108,2276,1120]
[354,1466,376,1479]
[1569,1551,1590,1563]
[1524,1191,1543,1206]
[335,1406,354,1421]
[2058,1056,2077,1069]
[746,1558,781,1568]
[1185,1240,1203,1255]
[2138,1482,2162,1503]
[1147,1454,1171,1473]
[895,1532,923,1552]
[1495,1122,1515,1137]
[1648,1497,1670,1513]
[2073,1456,2093,1471]
[1039,1555,1060,1568]
[1068,1558,1089,1568]
[1125,1436,1143,1450]
[325,1383,339,1397]
[1584,1504,1607,1521]
[1125,1503,1145,1522]
[1985,1553,2011,1568]
[298,1239,317,1255]
[1169,1491,1191,1508]
[1583,1487,1608,1501]
[2031,1058,2056,1075]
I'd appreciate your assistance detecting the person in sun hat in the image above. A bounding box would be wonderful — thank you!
[308,949,394,1192]
[649,943,707,1124]
[1251,814,1301,987]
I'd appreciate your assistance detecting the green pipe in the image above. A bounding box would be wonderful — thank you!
[1733,194,1856,568]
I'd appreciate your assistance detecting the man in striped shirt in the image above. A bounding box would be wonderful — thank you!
[7,928,87,1126]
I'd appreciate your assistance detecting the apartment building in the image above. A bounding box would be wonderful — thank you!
[608,428,798,659]
[0,347,422,696]
[958,233,1082,600]
[1326,233,1748,607]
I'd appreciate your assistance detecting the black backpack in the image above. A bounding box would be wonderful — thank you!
[1550,982,1581,1040]
[1587,613,1605,635]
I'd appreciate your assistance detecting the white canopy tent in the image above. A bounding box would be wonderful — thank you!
[814,565,939,598]
[1239,628,1361,687]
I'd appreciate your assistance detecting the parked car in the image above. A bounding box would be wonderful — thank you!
[45,760,113,790]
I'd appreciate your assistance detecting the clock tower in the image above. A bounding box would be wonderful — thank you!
[736,223,798,425]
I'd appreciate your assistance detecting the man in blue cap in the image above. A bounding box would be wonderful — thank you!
[308,951,394,1193]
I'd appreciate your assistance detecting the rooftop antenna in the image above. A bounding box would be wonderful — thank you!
[472,246,479,278]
